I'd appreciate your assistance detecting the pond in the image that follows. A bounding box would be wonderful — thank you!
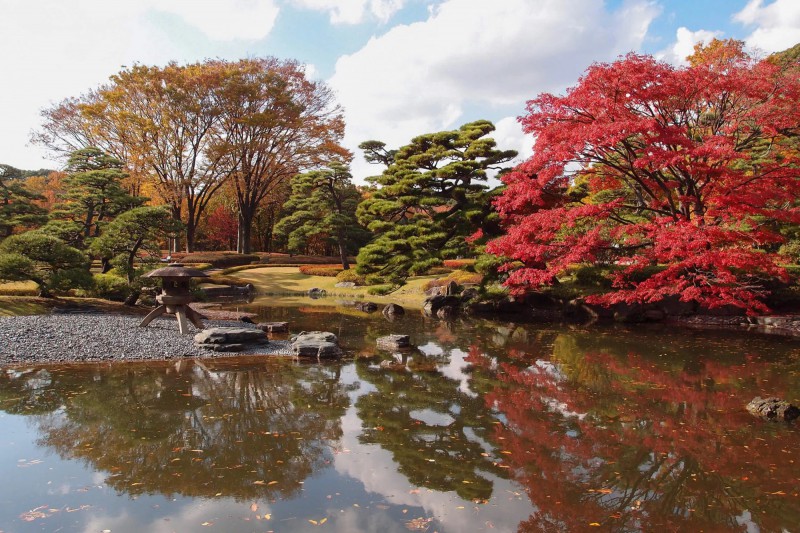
[1,300,800,532]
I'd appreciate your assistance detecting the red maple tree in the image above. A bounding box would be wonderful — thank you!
[488,52,800,314]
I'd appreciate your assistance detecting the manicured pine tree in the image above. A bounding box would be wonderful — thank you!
[355,120,516,285]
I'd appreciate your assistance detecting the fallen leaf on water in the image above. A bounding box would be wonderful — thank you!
[251,503,258,512]
[589,523,601,527]
[405,517,433,531]
[201,521,212,526]
[268,481,279,485]
[309,519,318,525]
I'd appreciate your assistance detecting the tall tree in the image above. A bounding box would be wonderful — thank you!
[47,147,144,248]
[37,63,228,252]
[274,163,369,269]
[211,58,348,253]
[0,164,48,239]
[356,120,516,284]
[488,52,800,314]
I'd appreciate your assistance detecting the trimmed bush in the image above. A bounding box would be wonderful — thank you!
[299,265,343,276]
[443,259,476,269]
[180,252,259,268]
[335,269,365,285]
[87,273,129,301]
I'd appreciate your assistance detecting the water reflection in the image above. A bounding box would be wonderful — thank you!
[467,331,800,532]
[0,304,799,532]
[1,359,351,500]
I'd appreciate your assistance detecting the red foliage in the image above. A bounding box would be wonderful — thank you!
[465,343,800,532]
[488,53,800,314]
[205,206,238,250]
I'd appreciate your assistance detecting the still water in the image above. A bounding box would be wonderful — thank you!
[1,301,799,532]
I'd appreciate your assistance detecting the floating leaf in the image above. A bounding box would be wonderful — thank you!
[251,503,258,512]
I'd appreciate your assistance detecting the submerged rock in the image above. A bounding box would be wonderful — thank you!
[376,334,410,350]
[746,397,800,422]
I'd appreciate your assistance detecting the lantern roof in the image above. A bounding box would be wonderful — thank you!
[143,263,209,279]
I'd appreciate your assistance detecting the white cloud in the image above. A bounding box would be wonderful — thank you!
[154,0,280,41]
[734,0,800,53]
[0,0,279,169]
[657,27,723,66]
[329,0,659,181]
[291,0,404,25]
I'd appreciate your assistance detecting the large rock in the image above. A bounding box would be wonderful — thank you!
[194,327,266,345]
[746,397,800,422]
[290,331,342,359]
[422,295,461,317]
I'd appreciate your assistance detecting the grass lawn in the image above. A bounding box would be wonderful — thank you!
[0,296,51,316]
[0,281,39,297]
[227,266,438,308]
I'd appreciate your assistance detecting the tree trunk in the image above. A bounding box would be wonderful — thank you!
[338,242,350,270]
[124,290,140,306]
[238,209,254,254]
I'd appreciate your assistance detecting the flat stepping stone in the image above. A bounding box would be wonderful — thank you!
[258,322,289,333]
[376,334,411,350]
[194,327,266,345]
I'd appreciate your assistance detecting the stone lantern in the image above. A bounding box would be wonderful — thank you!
[139,263,209,334]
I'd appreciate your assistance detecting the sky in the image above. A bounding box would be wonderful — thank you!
[1,0,799,182]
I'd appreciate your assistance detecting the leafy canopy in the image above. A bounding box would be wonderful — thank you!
[274,162,368,269]
[0,231,91,297]
[488,50,800,314]
[356,120,516,284]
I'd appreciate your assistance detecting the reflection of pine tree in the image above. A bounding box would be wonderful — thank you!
[355,352,505,501]
[1,361,350,500]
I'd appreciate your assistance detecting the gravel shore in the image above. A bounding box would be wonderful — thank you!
[0,313,292,365]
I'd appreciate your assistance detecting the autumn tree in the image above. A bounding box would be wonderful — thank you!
[356,120,516,284]
[211,58,348,253]
[0,231,91,297]
[37,63,228,252]
[274,163,369,268]
[488,52,800,314]
[0,164,48,239]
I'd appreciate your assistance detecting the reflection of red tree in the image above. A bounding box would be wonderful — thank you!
[466,345,800,532]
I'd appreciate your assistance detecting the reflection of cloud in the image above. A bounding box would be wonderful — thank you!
[81,498,274,533]
[335,405,534,532]
[438,348,478,397]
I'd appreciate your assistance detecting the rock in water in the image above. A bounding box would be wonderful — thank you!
[382,303,405,317]
[746,397,800,422]
[376,334,410,350]
[290,331,342,360]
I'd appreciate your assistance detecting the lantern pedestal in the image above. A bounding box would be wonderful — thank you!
[138,263,209,334]
[139,294,206,334]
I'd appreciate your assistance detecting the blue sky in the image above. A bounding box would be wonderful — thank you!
[1,0,798,181]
